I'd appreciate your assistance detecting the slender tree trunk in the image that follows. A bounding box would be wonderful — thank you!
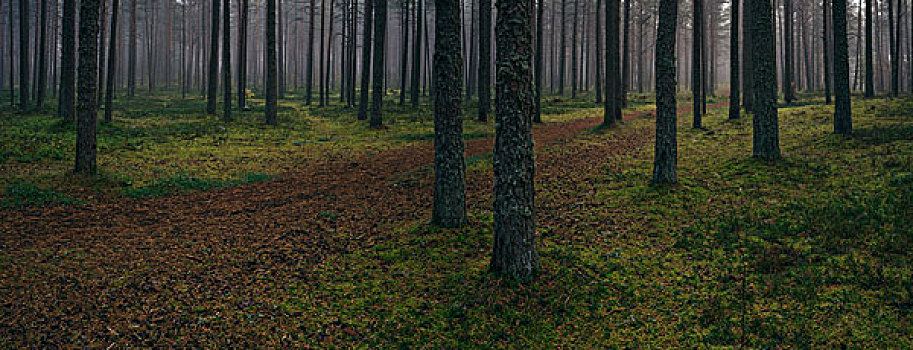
[369,0,386,128]
[865,0,874,97]
[535,0,544,121]
[742,0,753,112]
[18,0,29,110]
[729,0,739,120]
[604,0,619,125]
[182,2,186,98]
[278,0,285,98]
[431,0,466,228]
[324,0,334,105]
[104,0,119,122]
[652,0,677,184]
[357,0,372,119]
[692,0,702,128]
[319,0,326,105]
[491,0,539,282]
[221,0,231,120]
[889,0,898,96]
[266,0,278,124]
[238,0,248,108]
[833,0,851,134]
[75,0,101,174]
[97,0,107,104]
[7,0,13,107]
[399,0,408,104]
[128,0,136,97]
[559,0,566,94]
[751,0,780,159]
[571,0,578,98]
[477,0,490,120]
[594,0,602,103]
[36,0,47,107]
[57,0,75,120]
[784,0,795,102]
[410,0,422,107]
[824,0,832,103]
[621,0,629,107]
[207,0,220,114]
[306,0,316,104]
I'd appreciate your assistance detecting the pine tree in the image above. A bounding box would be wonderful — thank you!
[692,0,703,128]
[357,0,373,119]
[784,0,795,103]
[58,0,76,121]
[491,0,539,282]
[222,0,231,121]
[431,0,466,228]
[833,0,851,134]
[104,0,120,122]
[729,0,739,120]
[535,0,545,122]
[266,0,279,124]
[369,0,386,128]
[75,0,101,174]
[410,0,422,107]
[207,0,221,114]
[864,0,873,97]
[18,0,29,110]
[652,0,678,184]
[477,0,491,121]
[751,0,781,159]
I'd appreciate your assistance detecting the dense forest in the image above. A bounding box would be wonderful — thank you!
[1,0,912,346]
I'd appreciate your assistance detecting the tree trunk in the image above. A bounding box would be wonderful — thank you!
[652,0,677,184]
[559,0,566,94]
[784,0,795,102]
[207,0,220,114]
[357,0,372,119]
[621,0,629,107]
[36,0,47,106]
[104,0,119,122]
[751,0,780,159]
[692,0,702,128]
[604,0,619,125]
[306,0,316,104]
[266,0,278,124]
[410,0,422,107]
[491,0,539,282]
[889,0,898,97]
[18,0,28,110]
[324,0,334,105]
[75,0,101,174]
[535,0,545,121]
[221,0,231,120]
[128,0,136,97]
[594,0,602,103]
[238,0,248,108]
[369,0,385,128]
[864,0,873,97]
[57,0,76,120]
[833,0,851,134]
[97,0,108,104]
[742,0,753,113]
[399,0,408,105]
[823,0,832,103]
[571,0,578,98]
[477,0,490,120]
[431,0,466,228]
[729,0,739,120]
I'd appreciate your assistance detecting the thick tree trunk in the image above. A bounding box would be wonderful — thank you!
[357,0,372,119]
[58,0,76,120]
[431,0,466,228]
[266,0,278,124]
[491,0,539,282]
[751,0,781,159]
[652,0,677,184]
[207,0,220,114]
[369,0,385,128]
[477,0,490,121]
[729,0,739,120]
[833,0,851,134]
[104,0,119,122]
[75,0,101,174]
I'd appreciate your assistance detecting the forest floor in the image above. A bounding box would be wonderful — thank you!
[1,94,912,347]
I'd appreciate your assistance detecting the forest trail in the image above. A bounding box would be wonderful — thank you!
[0,101,726,345]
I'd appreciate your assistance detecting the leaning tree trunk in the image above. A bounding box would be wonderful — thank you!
[751,0,781,159]
[207,0,220,114]
[652,0,678,185]
[266,0,278,124]
[75,0,101,174]
[221,0,231,121]
[369,0,386,128]
[477,0,491,121]
[357,0,373,119]
[104,0,120,122]
[431,0,466,228]
[18,0,29,110]
[491,0,539,282]
[729,0,739,120]
[832,0,851,134]
[58,0,76,120]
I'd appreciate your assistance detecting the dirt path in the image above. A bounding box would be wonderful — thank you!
[0,101,726,346]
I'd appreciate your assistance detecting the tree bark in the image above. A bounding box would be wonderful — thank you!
[399,0,408,105]
[357,0,372,119]
[491,0,539,282]
[128,0,136,97]
[535,0,545,121]
[58,0,76,120]
[75,0,101,174]
[238,0,248,108]
[604,0,619,125]
[571,0,578,98]
[729,0,740,120]
[104,0,120,122]
[823,0,832,104]
[369,0,386,128]
[833,0,851,134]
[431,0,466,228]
[410,0,422,107]
[594,0,602,103]
[222,0,231,121]
[751,0,781,159]
[266,0,279,124]
[864,0,873,97]
[621,0,629,107]
[18,0,29,110]
[207,0,220,114]
[477,0,491,120]
[36,0,47,106]
[692,0,702,128]
[652,0,677,184]
[306,0,316,104]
